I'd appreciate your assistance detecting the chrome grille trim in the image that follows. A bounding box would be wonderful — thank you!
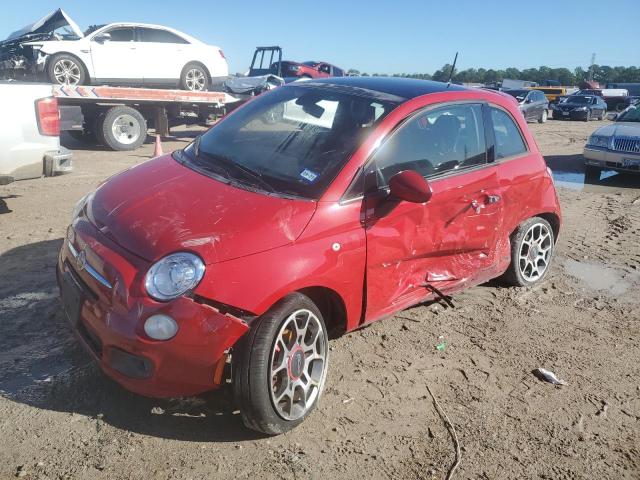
[613,136,640,154]
[67,240,113,290]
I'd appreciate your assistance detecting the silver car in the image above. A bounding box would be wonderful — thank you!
[583,105,640,179]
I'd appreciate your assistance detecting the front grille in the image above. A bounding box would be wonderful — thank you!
[613,137,640,154]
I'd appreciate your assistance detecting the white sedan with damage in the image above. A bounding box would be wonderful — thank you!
[0,9,228,91]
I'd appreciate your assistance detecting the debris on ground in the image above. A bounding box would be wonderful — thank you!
[533,367,568,386]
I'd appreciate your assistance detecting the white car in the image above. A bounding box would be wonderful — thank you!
[1,9,228,91]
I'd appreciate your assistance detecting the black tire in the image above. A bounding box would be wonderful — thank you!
[584,110,591,122]
[584,164,602,182]
[502,217,555,287]
[538,109,548,123]
[232,292,329,435]
[599,110,606,121]
[46,54,87,86]
[180,63,209,91]
[98,106,147,151]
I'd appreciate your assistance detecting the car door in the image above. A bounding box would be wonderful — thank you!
[135,27,190,85]
[523,92,536,120]
[90,26,142,83]
[362,103,505,322]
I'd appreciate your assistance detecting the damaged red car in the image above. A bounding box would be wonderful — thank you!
[58,77,561,434]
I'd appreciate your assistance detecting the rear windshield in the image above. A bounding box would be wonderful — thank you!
[505,90,529,101]
[566,96,593,104]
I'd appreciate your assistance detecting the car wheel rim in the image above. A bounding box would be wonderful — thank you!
[111,114,141,145]
[518,223,553,282]
[53,59,81,85]
[185,68,206,91]
[269,309,327,421]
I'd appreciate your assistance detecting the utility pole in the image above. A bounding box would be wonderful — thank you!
[588,53,596,82]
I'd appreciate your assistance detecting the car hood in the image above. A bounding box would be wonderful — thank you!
[87,154,317,264]
[592,122,640,137]
[4,9,84,42]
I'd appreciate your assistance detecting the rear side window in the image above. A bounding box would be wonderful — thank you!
[373,103,487,185]
[490,108,527,159]
[138,27,189,44]
[106,27,134,42]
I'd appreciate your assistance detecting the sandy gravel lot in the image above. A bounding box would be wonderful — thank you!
[1,119,639,480]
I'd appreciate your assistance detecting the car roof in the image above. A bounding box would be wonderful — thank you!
[298,76,467,101]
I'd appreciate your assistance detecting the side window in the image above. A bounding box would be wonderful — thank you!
[372,103,487,186]
[105,27,134,42]
[319,64,331,74]
[490,107,527,159]
[138,27,189,44]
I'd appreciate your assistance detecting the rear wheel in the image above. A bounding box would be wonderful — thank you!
[538,109,548,123]
[503,217,555,287]
[180,63,209,91]
[232,293,329,434]
[98,106,147,151]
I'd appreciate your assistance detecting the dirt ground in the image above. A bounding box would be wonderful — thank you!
[1,119,639,480]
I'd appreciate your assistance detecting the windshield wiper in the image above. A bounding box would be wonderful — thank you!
[196,147,276,194]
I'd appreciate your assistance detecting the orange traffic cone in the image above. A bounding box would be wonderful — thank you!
[153,134,164,157]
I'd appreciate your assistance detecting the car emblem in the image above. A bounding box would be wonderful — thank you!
[76,250,87,272]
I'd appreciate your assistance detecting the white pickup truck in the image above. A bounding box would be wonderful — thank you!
[0,82,72,185]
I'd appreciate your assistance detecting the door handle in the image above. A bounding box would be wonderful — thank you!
[471,199,484,214]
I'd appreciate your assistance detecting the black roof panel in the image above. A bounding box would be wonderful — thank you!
[299,76,466,101]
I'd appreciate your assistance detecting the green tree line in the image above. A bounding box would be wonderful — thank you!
[347,65,640,85]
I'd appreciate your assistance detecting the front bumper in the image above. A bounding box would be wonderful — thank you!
[57,218,249,397]
[553,109,589,120]
[583,147,640,173]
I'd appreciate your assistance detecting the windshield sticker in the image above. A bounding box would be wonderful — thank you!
[300,169,319,183]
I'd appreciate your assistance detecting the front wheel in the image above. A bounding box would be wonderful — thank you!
[232,293,329,435]
[584,110,592,122]
[47,54,87,86]
[584,164,602,182]
[502,217,555,287]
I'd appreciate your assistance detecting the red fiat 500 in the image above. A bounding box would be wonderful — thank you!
[58,77,561,434]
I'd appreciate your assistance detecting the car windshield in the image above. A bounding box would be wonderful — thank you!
[618,106,640,122]
[302,61,319,67]
[181,85,399,199]
[506,90,529,101]
[566,96,592,104]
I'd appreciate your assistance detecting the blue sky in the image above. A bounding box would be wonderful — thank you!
[3,0,639,74]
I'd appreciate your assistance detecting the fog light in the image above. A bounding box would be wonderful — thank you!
[144,314,178,340]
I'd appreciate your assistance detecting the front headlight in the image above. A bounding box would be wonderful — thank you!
[574,106,587,111]
[71,192,93,221]
[587,135,609,148]
[145,252,205,301]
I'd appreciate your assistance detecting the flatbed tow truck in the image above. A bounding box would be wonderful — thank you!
[54,84,238,150]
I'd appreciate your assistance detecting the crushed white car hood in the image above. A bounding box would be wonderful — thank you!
[6,9,83,41]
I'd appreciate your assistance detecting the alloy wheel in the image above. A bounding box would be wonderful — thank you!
[269,309,328,421]
[185,68,206,91]
[53,59,81,85]
[518,223,553,282]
